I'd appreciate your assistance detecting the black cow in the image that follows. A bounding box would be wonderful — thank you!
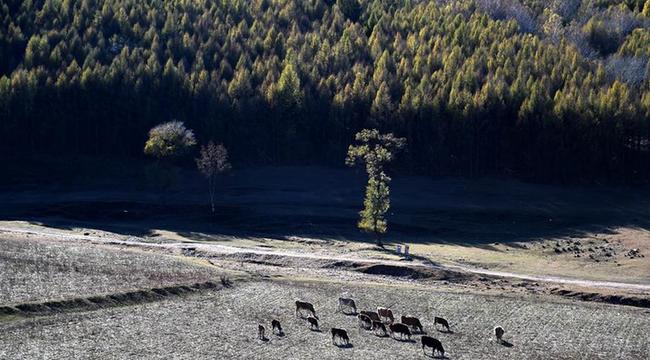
[389,323,412,340]
[434,317,450,332]
[331,328,350,346]
[271,319,283,335]
[422,336,445,357]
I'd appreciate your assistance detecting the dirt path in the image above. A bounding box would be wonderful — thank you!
[2,225,650,292]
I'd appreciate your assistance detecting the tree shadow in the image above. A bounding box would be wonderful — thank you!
[391,337,416,343]
[4,168,650,253]
[500,340,514,347]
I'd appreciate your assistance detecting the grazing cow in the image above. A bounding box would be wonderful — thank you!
[331,328,350,345]
[401,315,424,333]
[357,314,373,330]
[421,336,445,357]
[360,310,381,322]
[271,319,283,335]
[307,316,319,330]
[372,320,387,337]
[434,317,450,332]
[377,307,395,323]
[337,297,357,314]
[494,326,505,342]
[295,300,317,318]
[389,323,412,340]
[258,324,265,340]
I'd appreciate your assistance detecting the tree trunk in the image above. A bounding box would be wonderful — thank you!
[373,174,382,248]
[209,177,215,214]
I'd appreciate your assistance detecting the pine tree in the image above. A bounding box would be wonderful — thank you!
[346,129,406,247]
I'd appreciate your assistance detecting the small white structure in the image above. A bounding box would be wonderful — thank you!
[395,244,411,259]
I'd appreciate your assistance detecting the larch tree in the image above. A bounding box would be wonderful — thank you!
[196,141,231,214]
[346,129,406,247]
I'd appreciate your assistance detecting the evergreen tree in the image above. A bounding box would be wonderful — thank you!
[346,129,405,246]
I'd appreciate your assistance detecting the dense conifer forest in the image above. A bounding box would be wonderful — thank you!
[2,0,650,181]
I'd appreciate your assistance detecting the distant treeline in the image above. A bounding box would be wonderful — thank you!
[1,0,650,182]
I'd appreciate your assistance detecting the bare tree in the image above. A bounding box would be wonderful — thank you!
[196,141,231,213]
[605,55,648,87]
[475,0,536,33]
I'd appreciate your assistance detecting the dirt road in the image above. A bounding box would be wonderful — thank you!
[2,225,649,292]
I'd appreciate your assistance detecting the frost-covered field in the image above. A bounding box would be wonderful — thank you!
[0,236,219,304]
[2,280,649,359]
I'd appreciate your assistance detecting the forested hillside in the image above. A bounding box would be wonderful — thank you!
[2,0,650,181]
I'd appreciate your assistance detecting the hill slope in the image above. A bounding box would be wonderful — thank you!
[1,0,650,180]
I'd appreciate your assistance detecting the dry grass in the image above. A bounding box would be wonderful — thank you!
[0,236,221,304]
[1,280,648,359]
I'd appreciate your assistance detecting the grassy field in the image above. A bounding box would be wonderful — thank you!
[0,235,222,304]
[1,279,648,359]
[1,167,650,359]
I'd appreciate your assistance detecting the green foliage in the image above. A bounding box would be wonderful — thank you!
[346,129,406,176]
[272,63,303,109]
[1,0,650,182]
[618,28,650,57]
[347,129,405,245]
[338,0,362,21]
[144,121,196,160]
[358,172,390,236]
[583,18,620,56]
[643,0,650,17]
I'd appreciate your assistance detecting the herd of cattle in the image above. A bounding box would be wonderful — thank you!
[257,297,507,357]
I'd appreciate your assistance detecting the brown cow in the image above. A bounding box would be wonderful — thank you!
[434,316,450,332]
[331,328,350,346]
[422,336,445,357]
[401,315,424,333]
[307,316,319,331]
[389,323,412,340]
[295,300,317,318]
[360,310,380,322]
[377,307,395,323]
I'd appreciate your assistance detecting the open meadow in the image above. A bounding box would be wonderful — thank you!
[1,279,649,359]
[0,234,222,305]
[1,224,649,359]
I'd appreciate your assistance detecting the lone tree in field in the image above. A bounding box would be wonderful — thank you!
[144,121,196,192]
[196,141,231,213]
[346,129,406,247]
[144,121,197,160]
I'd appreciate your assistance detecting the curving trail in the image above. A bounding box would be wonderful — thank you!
[1,225,650,292]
